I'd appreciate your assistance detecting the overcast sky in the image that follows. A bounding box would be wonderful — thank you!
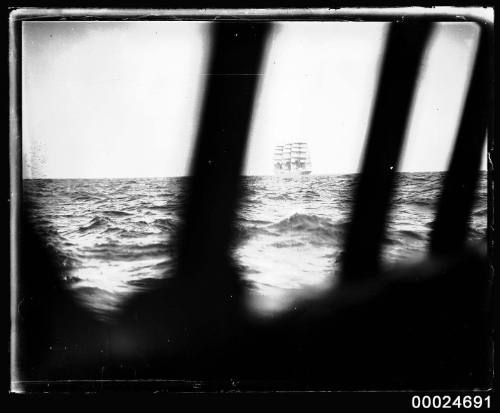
[22,21,486,178]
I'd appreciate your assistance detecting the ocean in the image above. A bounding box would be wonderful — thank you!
[23,171,487,319]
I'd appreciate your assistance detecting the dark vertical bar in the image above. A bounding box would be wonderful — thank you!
[176,22,270,299]
[431,26,491,255]
[342,22,432,279]
[9,14,22,391]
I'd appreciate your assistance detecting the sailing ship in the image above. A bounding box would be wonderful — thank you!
[273,142,312,176]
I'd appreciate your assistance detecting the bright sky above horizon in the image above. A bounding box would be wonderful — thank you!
[22,20,487,179]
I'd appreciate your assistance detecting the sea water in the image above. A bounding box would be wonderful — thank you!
[23,172,487,318]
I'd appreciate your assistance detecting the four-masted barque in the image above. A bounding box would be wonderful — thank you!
[273,142,312,176]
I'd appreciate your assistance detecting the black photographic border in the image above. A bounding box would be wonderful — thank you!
[7,4,496,407]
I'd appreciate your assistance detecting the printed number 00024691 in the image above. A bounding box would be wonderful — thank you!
[411,395,491,409]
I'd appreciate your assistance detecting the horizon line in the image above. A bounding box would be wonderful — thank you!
[22,169,487,180]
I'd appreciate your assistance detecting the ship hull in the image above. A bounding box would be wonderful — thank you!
[274,169,312,176]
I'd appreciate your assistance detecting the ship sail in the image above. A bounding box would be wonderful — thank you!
[274,142,312,176]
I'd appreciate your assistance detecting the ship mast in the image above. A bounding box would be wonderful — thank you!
[273,145,284,171]
[274,142,311,175]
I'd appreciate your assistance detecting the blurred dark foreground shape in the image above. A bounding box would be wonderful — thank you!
[15,20,492,391]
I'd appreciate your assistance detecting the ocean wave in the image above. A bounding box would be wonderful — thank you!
[146,200,172,208]
[73,192,108,202]
[392,195,435,209]
[236,224,278,241]
[235,213,350,247]
[303,190,320,198]
[150,259,174,271]
[126,277,169,289]
[268,213,347,237]
[267,193,293,201]
[78,216,110,232]
[472,207,487,217]
[238,217,273,226]
[396,228,426,241]
[79,243,170,261]
[101,210,133,217]
[468,226,487,239]
[409,199,435,208]
[120,230,154,238]
[383,228,427,245]
[103,226,122,235]
[239,197,263,206]
[270,239,306,248]
[153,217,178,232]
